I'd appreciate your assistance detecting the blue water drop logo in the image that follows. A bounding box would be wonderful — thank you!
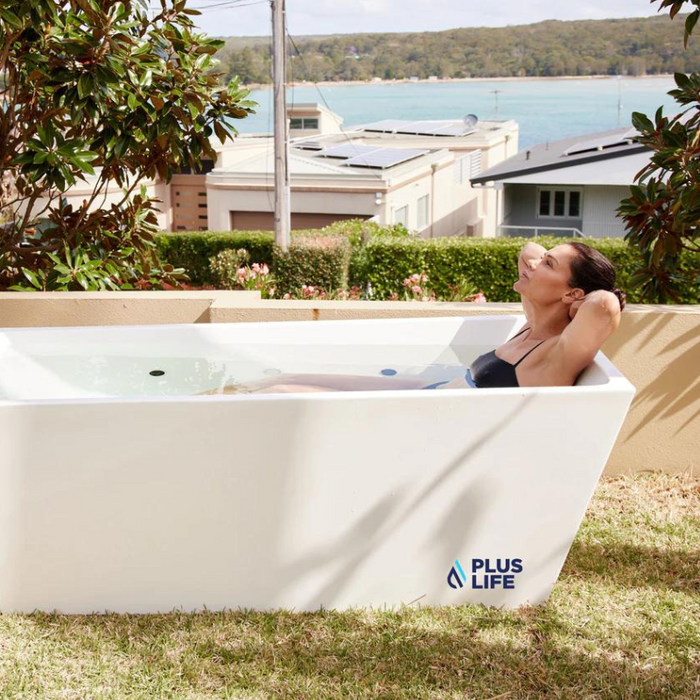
[447,559,467,589]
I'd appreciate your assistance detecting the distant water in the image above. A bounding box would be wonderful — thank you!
[234,77,678,149]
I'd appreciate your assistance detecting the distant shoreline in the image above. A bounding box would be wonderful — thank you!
[243,74,675,91]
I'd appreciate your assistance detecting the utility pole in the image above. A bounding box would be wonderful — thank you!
[617,75,623,127]
[491,89,501,119]
[271,0,291,250]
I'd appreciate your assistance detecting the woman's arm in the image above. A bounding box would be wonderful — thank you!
[551,290,622,370]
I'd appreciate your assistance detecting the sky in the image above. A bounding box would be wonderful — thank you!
[170,0,667,38]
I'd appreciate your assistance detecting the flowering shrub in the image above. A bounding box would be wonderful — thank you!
[209,248,277,298]
[386,273,486,303]
[209,250,486,303]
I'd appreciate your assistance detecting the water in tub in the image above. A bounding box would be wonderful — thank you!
[0,337,487,400]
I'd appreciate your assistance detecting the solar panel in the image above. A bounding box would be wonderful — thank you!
[295,141,324,151]
[322,143,382,159]
[361,119,476,137]
[342,147,429,169]
[361,120,409,133]
[428,124,477,137]
[564,133,633,156]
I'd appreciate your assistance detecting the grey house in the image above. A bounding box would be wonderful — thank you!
[471,127,650,238]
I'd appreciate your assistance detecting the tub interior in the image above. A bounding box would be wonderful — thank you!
[0,315,612,400]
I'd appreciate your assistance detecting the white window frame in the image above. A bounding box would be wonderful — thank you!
[289,117,319,130]
[394,204,409,227]
[536,187,583,219]
[417,194,429,230]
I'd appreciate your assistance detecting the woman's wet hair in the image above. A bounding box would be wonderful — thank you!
[566,242,626,311]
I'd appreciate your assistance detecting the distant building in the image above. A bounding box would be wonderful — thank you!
[471,127,649,238]
[49,103,519,237]
[204,103,518,237]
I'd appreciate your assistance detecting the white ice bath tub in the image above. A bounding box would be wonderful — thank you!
[0,314,634,614]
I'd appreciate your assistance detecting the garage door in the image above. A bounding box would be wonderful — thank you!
[229,212,369,231]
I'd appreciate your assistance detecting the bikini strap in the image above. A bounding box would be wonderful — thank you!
[511,326,531,339]
[514,339,548,367]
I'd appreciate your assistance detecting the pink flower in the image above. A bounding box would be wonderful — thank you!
[283,293,291,299]
[472,292,487,303]
[412,285,421,294]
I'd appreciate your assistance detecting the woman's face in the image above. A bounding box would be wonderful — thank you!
[513,244,585,304]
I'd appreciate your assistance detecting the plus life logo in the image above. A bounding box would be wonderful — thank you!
[447,558,523,590]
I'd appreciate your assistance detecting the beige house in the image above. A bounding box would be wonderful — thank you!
[203,104,518,237]
[50,103,519,238]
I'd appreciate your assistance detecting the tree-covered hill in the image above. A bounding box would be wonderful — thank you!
[212,14,700,85]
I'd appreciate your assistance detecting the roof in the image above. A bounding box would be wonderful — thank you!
[287,102,344,124]
[471,127,650,186]
[498,151,651,186]
[208,137,450,184]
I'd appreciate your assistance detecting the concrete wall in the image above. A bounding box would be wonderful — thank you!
[0,292,697,477]
[23,173,172,232]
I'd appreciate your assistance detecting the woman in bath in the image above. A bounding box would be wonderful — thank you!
[199,241,626,395]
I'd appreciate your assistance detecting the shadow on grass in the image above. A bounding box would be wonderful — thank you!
[11,599,699,698]
[562,540,700,594]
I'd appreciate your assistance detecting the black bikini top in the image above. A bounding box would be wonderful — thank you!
[468,326,547,388]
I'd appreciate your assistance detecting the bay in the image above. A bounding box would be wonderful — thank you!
[234,76,679,149]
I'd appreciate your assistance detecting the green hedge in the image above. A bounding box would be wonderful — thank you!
[271,235,352,296]
[154,223,700,304]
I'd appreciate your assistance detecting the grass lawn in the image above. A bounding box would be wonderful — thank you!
[1,472,698,699]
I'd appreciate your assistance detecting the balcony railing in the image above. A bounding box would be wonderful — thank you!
[497,225,584,239]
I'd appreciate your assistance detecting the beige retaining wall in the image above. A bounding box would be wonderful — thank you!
[1,292,698,477]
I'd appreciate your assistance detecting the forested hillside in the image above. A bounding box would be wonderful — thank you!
[212,14,699,85]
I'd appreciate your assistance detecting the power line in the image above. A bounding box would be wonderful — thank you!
[285,30,385,183]
[192,0,269,12]
[146,0,268,13]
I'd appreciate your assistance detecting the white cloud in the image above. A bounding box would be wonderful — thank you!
[188,0,668,37]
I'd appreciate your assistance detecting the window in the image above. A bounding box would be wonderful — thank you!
[176,160,214,175]
[417,195,429,230]
[469,150,482,178]
[454,150,482,185]
[454,155,469,184]
[537,188,583,218]
[394,205,409,227]
[289,117,319,129]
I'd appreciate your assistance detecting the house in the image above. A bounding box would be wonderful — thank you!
[203,104,519,237]
[47,103,518,237]
[471,126,649,238]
